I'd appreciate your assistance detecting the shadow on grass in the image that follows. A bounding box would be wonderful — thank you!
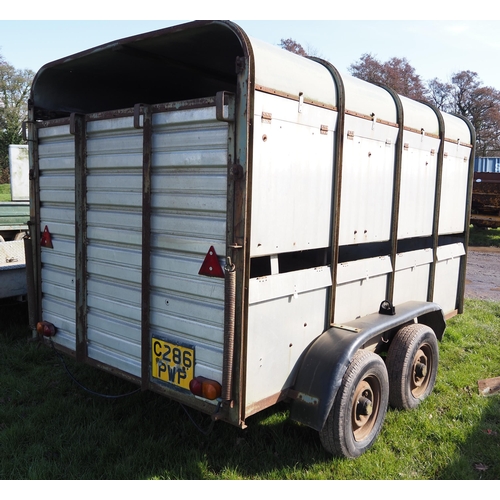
[2,299,498,480]
[0,299,329,480]
[438,395,500,479]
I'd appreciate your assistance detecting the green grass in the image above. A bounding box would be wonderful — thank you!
[1,298,499,480]
[469,225,500,247]
[0,184,11,202]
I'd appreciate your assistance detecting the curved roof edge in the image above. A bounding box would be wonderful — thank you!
[30,20,252,117]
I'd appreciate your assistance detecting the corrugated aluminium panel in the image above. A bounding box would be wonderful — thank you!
[84,116,143,375]
[0,201,29,232]
[475,157,500,173]
[38,124,77,349]
[149,106,228,386]
[36,103,229,380]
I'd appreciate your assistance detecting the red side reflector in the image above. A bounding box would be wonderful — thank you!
[198,246,225,278]
[40,226,53,249]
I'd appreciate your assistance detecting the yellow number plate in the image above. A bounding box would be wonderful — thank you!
[151,338,194,391]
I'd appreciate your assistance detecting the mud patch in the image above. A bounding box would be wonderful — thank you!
[465,248,500,301]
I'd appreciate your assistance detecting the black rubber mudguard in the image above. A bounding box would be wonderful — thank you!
[289,301,445,431]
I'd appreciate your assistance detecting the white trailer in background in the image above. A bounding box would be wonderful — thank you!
[27,21,475,458]
[0,145,29,299]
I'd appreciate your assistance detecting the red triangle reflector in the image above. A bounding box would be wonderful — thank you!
[40,225,53,249]
[199,246,225,278]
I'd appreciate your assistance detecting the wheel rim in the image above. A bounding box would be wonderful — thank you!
[352,376,381,442]
[411,343,433,398]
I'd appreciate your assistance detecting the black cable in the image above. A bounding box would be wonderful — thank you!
[180,401,221,436]
[50,338,141,399]
[50,337,221,434]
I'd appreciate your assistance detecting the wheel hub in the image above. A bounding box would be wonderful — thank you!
[358,396,373,416]
[352,378,380,442]
[411,347,431,396]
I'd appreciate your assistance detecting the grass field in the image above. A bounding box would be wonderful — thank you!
[469,225,500,247]
[1,297,499,481]
[0,184,11,202]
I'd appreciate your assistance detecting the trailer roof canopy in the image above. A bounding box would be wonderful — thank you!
[31,21,248,118]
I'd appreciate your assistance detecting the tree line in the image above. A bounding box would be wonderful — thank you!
[280,39,500,157]
[0,52,34,183]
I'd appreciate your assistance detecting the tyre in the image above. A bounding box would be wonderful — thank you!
[319,349,389,458]
[386,323,438,410]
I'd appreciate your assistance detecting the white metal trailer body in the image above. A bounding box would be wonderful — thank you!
[27,21,475,457]
[0,145,29,298]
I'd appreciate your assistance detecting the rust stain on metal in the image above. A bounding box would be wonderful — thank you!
[261,111,272,123]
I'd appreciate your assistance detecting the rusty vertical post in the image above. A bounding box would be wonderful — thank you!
[72,113,88,363]
[137,104,153,391]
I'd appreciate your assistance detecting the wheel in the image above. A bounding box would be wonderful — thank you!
[319,349,389,458]
[386,323,439,410]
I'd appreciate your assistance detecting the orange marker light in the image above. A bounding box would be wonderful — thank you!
[36,321,56,337]
[189,376,222,400]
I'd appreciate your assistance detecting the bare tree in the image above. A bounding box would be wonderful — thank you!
[279,38,309,57]
[449,71,500,156]
[350,55,500,156]
[279,38,325,60]
[426,78,454,111]
[348,53,427,100]
[348,53,384,86]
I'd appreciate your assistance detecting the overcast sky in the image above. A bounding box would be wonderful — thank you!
[2,2,499,90]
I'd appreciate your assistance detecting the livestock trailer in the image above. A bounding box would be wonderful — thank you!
[26,20,475,458]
